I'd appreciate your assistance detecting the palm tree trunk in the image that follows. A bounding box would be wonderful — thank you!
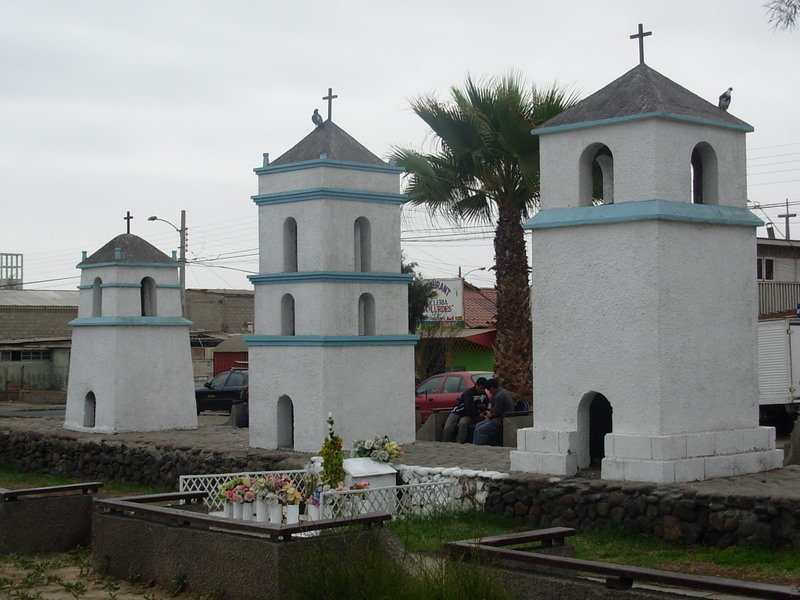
[492,203,533,402]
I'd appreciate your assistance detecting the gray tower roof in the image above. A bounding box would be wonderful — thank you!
[540,64,752,131]
[80,233,174,266]
[271,120,386,166]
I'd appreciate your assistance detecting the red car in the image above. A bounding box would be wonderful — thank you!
[415,371,493,423]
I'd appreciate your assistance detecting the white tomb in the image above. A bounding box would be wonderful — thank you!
[510,64,783,482]
[246,118,418,453]
[64,234,197,433]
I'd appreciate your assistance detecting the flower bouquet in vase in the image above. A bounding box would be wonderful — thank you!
[281,482,302,524]
[353,435,403,462]
[252,477,282,523]
[217,476,249,519]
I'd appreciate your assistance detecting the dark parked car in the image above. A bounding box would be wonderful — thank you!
[415,371,493,423]
[195,370,248,414]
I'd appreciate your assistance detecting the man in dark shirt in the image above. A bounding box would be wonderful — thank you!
[442,377,488,443]
[473,378,513,445]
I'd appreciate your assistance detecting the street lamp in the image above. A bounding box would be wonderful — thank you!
[459,266,486,280]
[148,210,186,317]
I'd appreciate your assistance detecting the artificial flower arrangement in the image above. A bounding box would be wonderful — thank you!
[217,476,248,504]
[281,483,303,506]
[217,477,256,504]
[251,474,288,505]
[353,435,403,462]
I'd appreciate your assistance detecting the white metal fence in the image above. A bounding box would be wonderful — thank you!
[178,470,459,518]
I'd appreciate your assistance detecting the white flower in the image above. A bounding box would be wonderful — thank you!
[364,439,374,450]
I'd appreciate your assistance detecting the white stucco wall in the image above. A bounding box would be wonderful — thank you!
[257,198,402,275]
[257,165,400,196]
[253,281,408,336]
[64,325,196,433]
[248,344,416,453]
[539,119,748,209]
[77,264,182,318]
[531,218,758,437]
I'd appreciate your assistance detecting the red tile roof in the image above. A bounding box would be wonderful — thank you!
[463,283,496,328]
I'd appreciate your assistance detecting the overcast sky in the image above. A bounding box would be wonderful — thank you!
[1,1,797,291]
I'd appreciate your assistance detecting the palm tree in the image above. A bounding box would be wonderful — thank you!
[392,74,579,401]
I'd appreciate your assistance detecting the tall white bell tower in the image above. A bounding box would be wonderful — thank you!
[511,57,783,483]
[246,111,418,453]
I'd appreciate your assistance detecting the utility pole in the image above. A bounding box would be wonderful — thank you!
[778,198,795,240]
[179,209,186,317]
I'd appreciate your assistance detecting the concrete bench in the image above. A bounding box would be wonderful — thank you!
[0,481,103,554]
[416,410,533,446]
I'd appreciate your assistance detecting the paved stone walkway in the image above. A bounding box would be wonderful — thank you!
[1,402,799,499]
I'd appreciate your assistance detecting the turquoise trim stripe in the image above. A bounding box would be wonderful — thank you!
[252,187,406,206]
[70,316,193,327]
[156,284,182,289]
[524,199,763,230]
[254,159,404,176]
[77,285,92,290]
[100,283,140,288]
[532,112,754,136]
[249,272,414,285]
[245,335,419,347]
[77,261,177,269]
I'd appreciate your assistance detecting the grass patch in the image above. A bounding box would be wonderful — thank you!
[0,462,171,496]
[389,509,800,586]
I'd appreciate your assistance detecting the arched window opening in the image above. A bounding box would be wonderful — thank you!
[281,293,296,336]
[92,277,103,318]
[140,277,157,316]
[358,293,375,336]
[83,391,96,428]
[354,217,372,272]
[283,218,298,272]
[277,395,294,448]
[691,142,719,205]
[579,144,614,207]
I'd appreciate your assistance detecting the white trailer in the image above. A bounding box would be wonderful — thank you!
[758,318,800,434]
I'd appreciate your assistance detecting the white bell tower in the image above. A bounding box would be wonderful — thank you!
[246,111,418,453]
[511,59,783,482]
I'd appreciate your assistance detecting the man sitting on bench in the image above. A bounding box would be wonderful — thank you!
[473,378,514,446]
[442,377,488,444]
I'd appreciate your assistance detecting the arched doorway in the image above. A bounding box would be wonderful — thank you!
[83,391,97,428]
[577,391,613,468]
[276,395,294,448]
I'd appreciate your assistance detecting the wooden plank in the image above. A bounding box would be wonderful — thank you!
[118,491,208,504]
[94,496,392,541]
[447,541,800,600]
[468,527,575,547]
[0,481,103,501]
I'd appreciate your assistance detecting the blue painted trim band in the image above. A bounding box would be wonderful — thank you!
[77,261,178,269]
[100,283,140,288]
[524,199,763,230]
[252,187,406,206]
[248,271,414,285]
[533,112,754,136]
[254,159,404,176]
[156,284,182,289]
[77,285,92,290]
[70,316,193,327]
[244,335,419,347]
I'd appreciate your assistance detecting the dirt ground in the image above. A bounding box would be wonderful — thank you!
[0,552,208,600]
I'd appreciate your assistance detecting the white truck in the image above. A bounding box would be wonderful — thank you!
[758,318,800,435]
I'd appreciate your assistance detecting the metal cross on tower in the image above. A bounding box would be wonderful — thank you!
[123,211,133,234]
[323,87,338,121]
[630,23,652,65]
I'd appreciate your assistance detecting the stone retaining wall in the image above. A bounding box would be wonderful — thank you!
[0,429,304,490]
[2,428,799,548]
[484,475,800,549]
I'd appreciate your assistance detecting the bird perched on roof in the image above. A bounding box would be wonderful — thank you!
[718,87,733,111]
[312,109,324,128]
